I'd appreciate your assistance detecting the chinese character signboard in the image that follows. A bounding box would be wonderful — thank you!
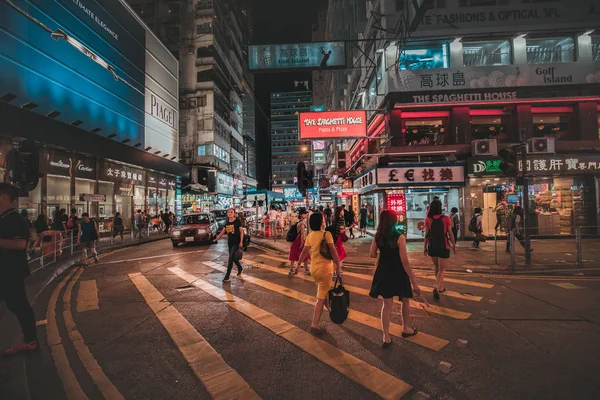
[216,172,234,196]
[470,155,600,176]
[249,42,346,72]
[519,154,600,175]
[388,62,600,97]
[377,164,464,186]
[387,193,407,235]
[99,162,145,185]
[299,110,367,139]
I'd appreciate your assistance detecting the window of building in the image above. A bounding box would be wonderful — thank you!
[532,114,571,140]
[591,35,600,62]
[198,0,213,10]
[403,119,447,145]
[197,69,213,83]
[197,144,213,156]
[463,39,511,66]
[400,43,449,70]
[197,22,212,34]
[471,114,509,141]
[214,145,230,163]
[526,37,574,64]
[197,45,214,58]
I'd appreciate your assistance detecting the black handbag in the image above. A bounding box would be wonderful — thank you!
[327,276,350,324]
[319,231,333,260]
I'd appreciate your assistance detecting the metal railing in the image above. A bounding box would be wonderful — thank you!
[28,225,168,274]
[492,226,600,270]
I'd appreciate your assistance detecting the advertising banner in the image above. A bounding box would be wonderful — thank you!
[249,42,346,71]
[388,62,600,99]
[99,161,145,185]
[407,0,600,37]
[299,110,367,140]
[353,168,377,194]
[377,164,465,186]
[43,150,95,179]
[216,172,234,196]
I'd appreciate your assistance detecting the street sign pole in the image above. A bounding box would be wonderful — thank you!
[519,129,531,265]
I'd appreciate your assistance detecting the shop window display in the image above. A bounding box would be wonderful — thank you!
[525,37,574,64]
[400,43,449,70]
[469,177,517,237]
[463,39,511,67]
[404,119,447,146]
[405,188,460,239]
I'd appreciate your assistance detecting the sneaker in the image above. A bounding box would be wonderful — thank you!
[304,270,311,276]
[222,277,230,283]
[288,269,297,275]
[2,340,40,356]
[94,256,100,264]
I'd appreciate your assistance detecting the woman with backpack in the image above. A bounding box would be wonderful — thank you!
[369,210,421,347]
[288,208,310,275]
[424,199,456,300]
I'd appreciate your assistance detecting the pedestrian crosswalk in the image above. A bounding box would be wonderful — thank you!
[43,244,503,400]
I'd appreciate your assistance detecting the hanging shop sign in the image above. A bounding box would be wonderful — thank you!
[377,164,465,186]
[353,168,377,194]
[299,110,367,139]
[470,154,600,176]
[248,42,346,72]
[388,62,600,95]
[386,192,407,234]
[79,194,106,202]
[283,186,301,200]
[158,176,168,189]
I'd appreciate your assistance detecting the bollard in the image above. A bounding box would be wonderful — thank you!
[510,229,516,272]
[70,231,74,255]
[576,227,582,268]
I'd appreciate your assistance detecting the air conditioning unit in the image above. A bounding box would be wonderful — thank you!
[472,139,498,156]
[528,137,555,154]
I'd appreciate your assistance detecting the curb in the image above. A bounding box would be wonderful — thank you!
[30,236,169,304]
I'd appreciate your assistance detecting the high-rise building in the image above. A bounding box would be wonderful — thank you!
[126,0,258,210]
[270,81,313,190]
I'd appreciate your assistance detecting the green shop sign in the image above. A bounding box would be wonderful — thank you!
[469,157,503,175]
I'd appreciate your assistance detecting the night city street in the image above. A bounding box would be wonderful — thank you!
[2,0,600,399]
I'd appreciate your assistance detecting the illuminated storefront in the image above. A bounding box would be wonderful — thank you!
[467,154,599,237]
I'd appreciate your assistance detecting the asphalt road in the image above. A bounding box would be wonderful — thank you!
[2,239,600,400]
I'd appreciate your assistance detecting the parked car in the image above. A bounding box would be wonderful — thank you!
[171,213,218,247]
[211,209,228,231]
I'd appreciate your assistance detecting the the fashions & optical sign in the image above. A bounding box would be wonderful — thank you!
[377,164,464,186]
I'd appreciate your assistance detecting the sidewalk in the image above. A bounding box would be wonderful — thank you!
[251,234,600,274]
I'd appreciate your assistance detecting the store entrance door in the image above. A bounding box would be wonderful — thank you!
[116,195,132,229]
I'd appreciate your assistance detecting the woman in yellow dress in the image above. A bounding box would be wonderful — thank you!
[298,212,341,335]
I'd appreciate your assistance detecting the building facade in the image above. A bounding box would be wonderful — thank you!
[0,0,187,229]
[126,0,258,212]
[341,0,600,235]
[270,82,313,191]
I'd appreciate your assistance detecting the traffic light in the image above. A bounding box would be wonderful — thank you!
[296,162,307,196]
[337,151,347,169]
[6,140,42,196]
[498,146,518,177]
[306,169,314,189]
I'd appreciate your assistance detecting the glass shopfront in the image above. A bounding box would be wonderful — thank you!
[405,188,461,239]
[359,193,382,229]
[47,175,71,221]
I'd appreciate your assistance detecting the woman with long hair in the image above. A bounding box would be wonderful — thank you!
[369,210,421,347]
[332,206,347,266]
[423,199,456,300]
[297,212,341,335]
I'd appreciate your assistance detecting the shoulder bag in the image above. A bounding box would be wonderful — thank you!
[319,231,333,260]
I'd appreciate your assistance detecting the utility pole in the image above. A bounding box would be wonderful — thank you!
[519,128,532,265]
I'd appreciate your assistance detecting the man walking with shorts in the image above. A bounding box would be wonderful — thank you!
[0,183,39,355]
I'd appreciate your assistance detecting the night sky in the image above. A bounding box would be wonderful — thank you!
[250,0,321,189]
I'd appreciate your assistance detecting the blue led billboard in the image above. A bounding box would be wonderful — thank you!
[0,0,148,146]
[249,42,346,72]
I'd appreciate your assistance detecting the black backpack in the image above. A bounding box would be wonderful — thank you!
[468,215,479,233]
[328,276,350,324]
[286,222,299,242]
[428,217,447,253]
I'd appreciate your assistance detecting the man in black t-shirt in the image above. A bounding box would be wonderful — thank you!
[215,208,244,282]
[0,183,39,356]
